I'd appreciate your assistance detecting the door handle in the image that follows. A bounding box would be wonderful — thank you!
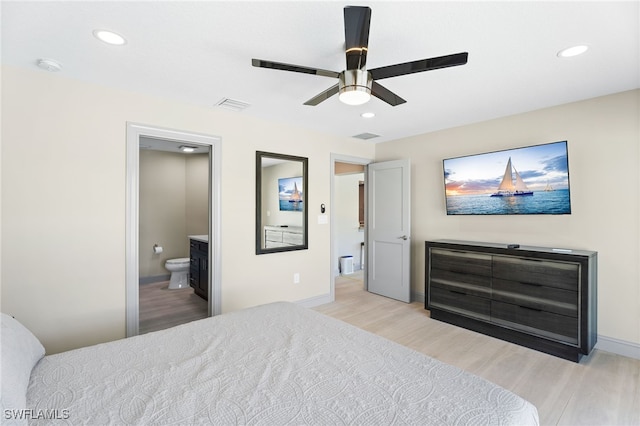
[398,235,408,240]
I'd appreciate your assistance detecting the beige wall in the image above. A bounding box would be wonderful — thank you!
[375,89,640,346]
[0,65,375,353]
[139,150,209,279]
[185,154,209,237]
[2,64,637,353]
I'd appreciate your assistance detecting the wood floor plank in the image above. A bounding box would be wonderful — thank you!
[139,281,208,334]
[558,351,640,425]
[315,274,640,425]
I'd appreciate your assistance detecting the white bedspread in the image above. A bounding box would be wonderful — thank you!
[27,302,538,425]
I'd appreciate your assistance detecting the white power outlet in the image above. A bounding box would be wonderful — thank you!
[293,273,300,284]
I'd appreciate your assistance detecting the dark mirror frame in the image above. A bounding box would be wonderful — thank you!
[256,151,308,255]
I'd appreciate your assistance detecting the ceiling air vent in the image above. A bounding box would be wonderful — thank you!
[352,132,380,140]
[215,98,250,112]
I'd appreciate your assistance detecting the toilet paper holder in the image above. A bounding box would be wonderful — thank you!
[153,244,163,254]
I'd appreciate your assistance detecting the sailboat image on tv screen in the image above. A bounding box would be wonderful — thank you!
[289,181,302,203]
[490,157,534,197]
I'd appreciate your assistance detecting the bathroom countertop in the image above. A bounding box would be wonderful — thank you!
[189,234,208,243]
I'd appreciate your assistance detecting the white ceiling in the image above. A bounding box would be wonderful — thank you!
[2,1,639,144]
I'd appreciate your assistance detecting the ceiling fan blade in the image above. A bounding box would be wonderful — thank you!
[344,6,371,70]
[304,84,340,106]
[369,52,468,80]
[371,82,406,106]
[252,59,340,78]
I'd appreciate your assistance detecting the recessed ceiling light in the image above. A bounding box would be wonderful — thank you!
[179,145,196,153]
[93,29,127,46]
[557,45,588,58]
[361,112,375,118]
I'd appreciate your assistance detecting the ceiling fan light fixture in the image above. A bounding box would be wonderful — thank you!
[339,69,373,106]
[252,6,467,107]
[339,89,371,106]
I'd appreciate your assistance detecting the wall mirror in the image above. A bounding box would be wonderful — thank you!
[256,151,308,254]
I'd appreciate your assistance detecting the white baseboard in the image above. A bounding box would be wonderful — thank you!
[296,293,332,308]
[139,274,170,285]
[595,335,640,360]
[412,291,425,304]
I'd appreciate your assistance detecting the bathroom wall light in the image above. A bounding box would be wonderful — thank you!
[93,29,127,46]
[179,146,196,153]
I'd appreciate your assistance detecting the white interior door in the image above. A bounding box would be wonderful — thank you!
[367,159,411,302]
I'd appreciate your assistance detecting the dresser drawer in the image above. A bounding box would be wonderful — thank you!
[429,287,490,321]
[265,230,283,243]
[430,249,492,277]
[265,241,290,248]
[491,301,578,344]
[492,278,577,317]
[190,240,208,252]
[492,256,579,291]
[282,231,303,245]
[430,269,491,297]
[430,267,491,290]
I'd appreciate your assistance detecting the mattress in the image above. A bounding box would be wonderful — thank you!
[26,302,538,425]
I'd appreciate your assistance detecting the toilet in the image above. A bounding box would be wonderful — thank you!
[165,258,191,289]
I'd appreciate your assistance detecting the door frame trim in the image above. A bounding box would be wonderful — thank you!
[125,122,222,337]
[330,153,373,301]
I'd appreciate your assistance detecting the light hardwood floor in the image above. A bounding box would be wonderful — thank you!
[139,281,208,334]
[314,272,640,426]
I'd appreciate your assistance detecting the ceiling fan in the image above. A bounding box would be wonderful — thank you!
[252,6,468,107]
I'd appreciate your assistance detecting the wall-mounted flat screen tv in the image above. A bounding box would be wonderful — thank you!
[278,176,303,211]
[443,141,571,215]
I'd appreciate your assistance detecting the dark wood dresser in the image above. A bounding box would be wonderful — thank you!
[425,240,597,362]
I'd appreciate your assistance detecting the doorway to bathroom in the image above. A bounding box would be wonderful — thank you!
[125,123,222,337]
[138,139,209,333]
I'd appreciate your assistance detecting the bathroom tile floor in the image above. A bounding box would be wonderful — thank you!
[139,281,208,334]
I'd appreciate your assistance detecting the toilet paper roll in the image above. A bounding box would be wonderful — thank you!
[153,245,163,254]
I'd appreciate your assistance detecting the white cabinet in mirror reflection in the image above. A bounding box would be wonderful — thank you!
[264,225,304,248]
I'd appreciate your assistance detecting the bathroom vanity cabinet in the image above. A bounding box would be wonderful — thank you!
[189,238,208,300]
[425,240,597,362]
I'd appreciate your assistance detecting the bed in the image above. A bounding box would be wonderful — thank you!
[3,302,538,425]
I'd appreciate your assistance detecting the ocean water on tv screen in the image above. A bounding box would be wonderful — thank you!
[446,189,571,215]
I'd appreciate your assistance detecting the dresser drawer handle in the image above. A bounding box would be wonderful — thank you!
[449,290,466,295]
[519,305,542,312]
[519,281,542,287]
